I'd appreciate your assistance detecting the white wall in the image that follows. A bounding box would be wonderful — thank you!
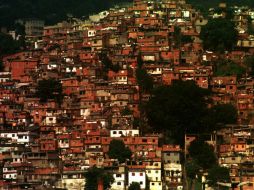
[111,173,125,190]
[128,171,146,189]
[150,181,162,190]
[110,130,139,137]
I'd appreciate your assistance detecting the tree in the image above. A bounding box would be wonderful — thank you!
[0,61,4,71]
[84,166,114,190]
[185,160,201,189]
[0,32,23,57]
[172,26,193,47]
[146,80,211,145]
[188,139,217,169]
[35,79,63,105]
[137,52,143,69]
[108,139,132,163]
[128,182,141,190]
[186,160,200,179]
[209,104,237,126]
[121,107,133,116]
[244,55,254,76]
[214,59,246,78]
[0,0,132,27]
[207,165,230,188]
[99,53,120,73]
[136,68,154,93]
[200,18,238,52]
[247,16,254,35]
[173,26,181,48]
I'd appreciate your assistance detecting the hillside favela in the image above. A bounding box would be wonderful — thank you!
[0,0,254,189]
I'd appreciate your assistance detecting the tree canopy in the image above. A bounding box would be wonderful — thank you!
[208,104,237,126]
[185,160,201,180]
[214,59,246,77]
[0,0,132,28]
[108,139,132,163]
[200,18,238,52]
[0,61,4,72]
[185,160,201,190]
[128,182,141,190]
[207,165,230,188]
[35,79,63,105]
[0,32,24,57]
[136,68,154,93]
[244,55,254,76]
[84,166,114,190]
[145,80,238,145]
[188,139,217,169]
[145,80,211,144]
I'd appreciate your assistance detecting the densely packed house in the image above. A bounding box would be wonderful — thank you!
[0,0,254,189]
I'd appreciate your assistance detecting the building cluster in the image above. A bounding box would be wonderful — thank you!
[0,0,254,189]
[217,124,254,189]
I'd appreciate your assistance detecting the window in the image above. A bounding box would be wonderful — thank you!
[140,182,143,185]
[140,173,143,176]
[116,174,121,178]
[117,182,121,185]
[152,183,155,186]
[113,131,117,134]
[132,173,135,176]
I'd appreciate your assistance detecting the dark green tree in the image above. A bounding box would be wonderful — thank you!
[181,35,193,44]
[207,165,230,189]
[128,182,141,190]
[121,107,133,116]
[188,139,217,169]
[136,68,154,93]
[146,80,210,145]
[0,0,132,27]
[244,55,254,76]
[200,18,238,52]
[36,79,63,105]
[247,16,254,35]
[0,32,23,57]
[214,59,246,77]
[185,160,201,189]
[84,166,114,190]
[108,139,132,163]
[0,61,4,71]
[208,104,237,127]
[172,26,193,47]
[99,53,120,73]
[137,52,143,69]
[173,26,181,48]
